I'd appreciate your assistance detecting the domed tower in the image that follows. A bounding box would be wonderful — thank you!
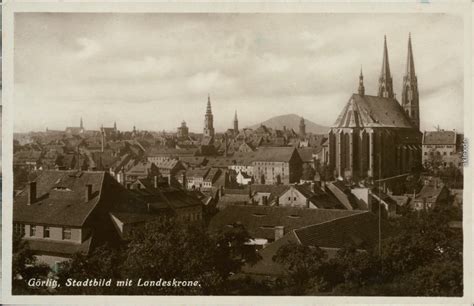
[299,117,306,138]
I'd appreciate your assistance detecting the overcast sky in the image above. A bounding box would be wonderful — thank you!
[14,13,464,133]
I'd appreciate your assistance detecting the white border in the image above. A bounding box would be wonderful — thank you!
[2,0,472,305]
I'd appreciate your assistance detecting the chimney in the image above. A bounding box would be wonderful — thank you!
[182,172,186,190]
[28,182,37,205]
[167,175,171,187]
[306,198,310,208]
[85,184,93,201]
[274,226,284,241]
[275,196,279,206]
[154,176,158,188]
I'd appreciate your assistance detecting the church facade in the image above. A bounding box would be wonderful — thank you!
[326,35,422,181]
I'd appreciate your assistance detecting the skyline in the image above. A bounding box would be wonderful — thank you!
[14,13,464,133]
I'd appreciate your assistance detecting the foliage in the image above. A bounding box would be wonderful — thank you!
[271,206,462,296]
[273,243,326,294]
[44,218,260,295]
[12,232,51,295]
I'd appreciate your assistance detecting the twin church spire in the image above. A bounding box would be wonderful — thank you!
[357,34,419,129]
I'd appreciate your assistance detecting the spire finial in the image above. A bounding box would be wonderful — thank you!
[358,65,365,96]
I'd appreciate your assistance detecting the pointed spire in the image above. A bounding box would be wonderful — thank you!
[377,35,394,99]
[206,94,212,114]
[234,110,238,121]
[80,117,83,129]
[381,35,391,77]
[358,66,365,96]
[405,32,416,78]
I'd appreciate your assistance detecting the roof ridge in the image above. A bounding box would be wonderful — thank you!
[293,210,368,232]
[79,172,106,226]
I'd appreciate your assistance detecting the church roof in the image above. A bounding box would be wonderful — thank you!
[333,94,414,129]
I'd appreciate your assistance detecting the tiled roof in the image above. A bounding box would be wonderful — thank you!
[13,170,105,227]
[294,211,391,249]
[333,94,414,129]
[296,148,316,162]
[208,205,363,241]
[423,131,457,145]
[241,230,298,276]
[155,159,181,170]
[253,147,299,162]
[109,211,163,225]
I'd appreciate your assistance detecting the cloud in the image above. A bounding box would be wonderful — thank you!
[13,13,464,133]
[75,37,101,59]
[186,71,236,95]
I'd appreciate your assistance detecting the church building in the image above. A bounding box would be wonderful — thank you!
[203,94,215,138]
[326,35,422,181]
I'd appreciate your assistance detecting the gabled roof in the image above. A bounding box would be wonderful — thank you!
[208,205,363,241]
[423,131,457,145]
[13,170,105,227]
[294,211,391,249]
[333,94,414,129]
[253,147,299,162]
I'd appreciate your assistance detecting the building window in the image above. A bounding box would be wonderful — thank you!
[44,226,50,238]
[424,152,427,156]
[30,225,36,237]
[14,223,25,237]
[62,227,72,240]
[294,197,296,201]
[443,152,447,156]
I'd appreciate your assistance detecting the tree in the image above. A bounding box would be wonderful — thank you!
[12,232,51,295]
[55,244,125,295]
[121,218,259,295]
[273,243,327,294]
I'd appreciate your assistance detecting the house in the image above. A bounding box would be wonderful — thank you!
[146,148,198,164]
[252,147,303,185]
[276,184,339,209]
[236,170,253,185]
[14,150,43,170]
[249,184,291,206]
[238,209,392,276]
[185,168,210,190]
[124,161,160,185]
[422,130,463,169]
[411,180,450,210]
[126,178,203,227]
[208,205,367,250]
[154,159,185,177]
[13,170,146,267]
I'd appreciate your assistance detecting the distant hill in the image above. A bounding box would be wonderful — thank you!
[246,114,329,134]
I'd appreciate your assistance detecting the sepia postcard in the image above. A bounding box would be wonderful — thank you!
[1,0,472,305]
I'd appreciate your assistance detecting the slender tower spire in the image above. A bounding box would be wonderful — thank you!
[233,110,239,133]
[80,117,84,129]
[203,94,215,138]
[402,33,420,129]
[358,67,365,96]
[377,35,394,99]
